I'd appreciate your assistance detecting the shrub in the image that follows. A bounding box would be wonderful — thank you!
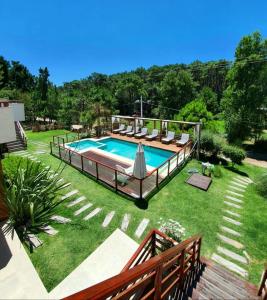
[222,144,246,166]
[255,173,267,198]
[212,165,222,178]
[158,218,185,243]
[199,130,225,155]
[2,156,28,180]
[4,160,66,242]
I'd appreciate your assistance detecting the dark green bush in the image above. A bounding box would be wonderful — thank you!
[222,144,246,166]
[200,130,225,155]
[255,173,267,198]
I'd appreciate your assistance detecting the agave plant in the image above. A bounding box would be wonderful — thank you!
[4,159,67,241]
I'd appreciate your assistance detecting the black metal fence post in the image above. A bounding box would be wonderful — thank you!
[81,155,84,171]
[96,162,99,180]
[50,142,52,154]
[156,169,159,188]
[139,179,143,200]
[69,150,71,164]
[115,170,118,192]
[167,160,170,177]
[59,145,61,159]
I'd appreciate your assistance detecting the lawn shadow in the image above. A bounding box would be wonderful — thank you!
[224,165,249,177]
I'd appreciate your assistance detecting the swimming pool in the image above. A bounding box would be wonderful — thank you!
[67,138,174,168]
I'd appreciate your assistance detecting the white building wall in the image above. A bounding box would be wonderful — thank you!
[9,102,25,121]
[0,107,16,143]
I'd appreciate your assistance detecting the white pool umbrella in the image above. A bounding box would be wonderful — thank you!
[133,142,147,179]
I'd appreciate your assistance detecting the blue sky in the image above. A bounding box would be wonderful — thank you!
[1,0,266,85]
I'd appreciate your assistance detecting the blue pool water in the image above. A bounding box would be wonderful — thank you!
[68,138,174,168]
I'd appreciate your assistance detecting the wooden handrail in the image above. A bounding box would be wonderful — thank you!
[258,264,267,299]
[63,233,202,300]
[122,229,176,272]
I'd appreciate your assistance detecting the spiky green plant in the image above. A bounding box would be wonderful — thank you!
[4,159,67,240]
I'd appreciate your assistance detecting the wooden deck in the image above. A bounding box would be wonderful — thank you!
[104,132,182,153]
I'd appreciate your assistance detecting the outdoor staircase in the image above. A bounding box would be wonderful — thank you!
[6,121,27,152]
[191,257,259,299]
[64,229,266,300]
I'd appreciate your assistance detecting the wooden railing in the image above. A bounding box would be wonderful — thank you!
[258,264,267,300]
[16,121,27,145]
[122,229,176,272]
[50,135,195,200]
[63,232,202,300]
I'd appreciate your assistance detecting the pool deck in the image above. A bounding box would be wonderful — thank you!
[99,132,182,153]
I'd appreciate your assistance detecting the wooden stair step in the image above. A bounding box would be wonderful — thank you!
[203,269,253,299]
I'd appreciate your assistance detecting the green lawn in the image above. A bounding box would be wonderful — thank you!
[4,130,267,291]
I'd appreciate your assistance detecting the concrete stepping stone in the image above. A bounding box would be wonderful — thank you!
[217,246,247,264]
[225,195,243,204]
[62,190,78,200]
[121,214,131,231]
[74,203,92,216]
[217,233,244,249]
[237,176,253,183]
[221,226,241,237]
[224,210,241,218]
[35,150,46,154]
[27,234,43,248]
[226,190,244,198]
[102,211,115,227]
[61,182,71,188]
[84,207,102,221]
[51,215,71,224]
[135,218,150,238]
[42,225,58,236]
[211,253,248,277]
[231,181,247,188]
[234,178,249,185]
[243,250,252,263]
[228,185,245,193]
[68,196,86,207]
[57,178,64,184]
[224,201,242,209]
[223,216,242,226]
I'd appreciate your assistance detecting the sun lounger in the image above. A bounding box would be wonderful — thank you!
[145,129,159,141]
[120,125,133,135]
[162,131,175,144]
[113,124,125,133]
[176,133,189,146]
[126,126,140,137]
[135,128,148,139]
[113,164,134,186]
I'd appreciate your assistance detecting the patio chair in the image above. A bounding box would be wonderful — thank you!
[120,125,133,135]
[113,164,134,186]
[135,128,148,139]
[162,131,175,144]
[145,129,159,141]
[176,133,189,146]
[126,126,140,137]
[113,124,125,134]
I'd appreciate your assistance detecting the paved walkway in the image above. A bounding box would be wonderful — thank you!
[211,175,253,278]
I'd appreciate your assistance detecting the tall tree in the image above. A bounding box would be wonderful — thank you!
[0,56,9,89]
[35,67,50,121]
[8,61,34,92]
[222,32,267,141]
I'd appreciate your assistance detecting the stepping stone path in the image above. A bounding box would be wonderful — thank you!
[62,190,78,200]
[225,195,243,203]
[121,214,131,231]
[42,225,58,236]
[212,253,248,277]
[51,215,71,224]
[221,226,241,237]
[224,201,242,209]
[212,175,253,277]
[102,211,115,228]
[217,246,247,265]
[224,210,240,218]
[84,208,102,221]
[228,185,245,193]
[226,190,244,197]
[27,234,43,248]
[68,196,86,207]
[74,203,93,216]
[135,218,150,238]
[223,216,242,226]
